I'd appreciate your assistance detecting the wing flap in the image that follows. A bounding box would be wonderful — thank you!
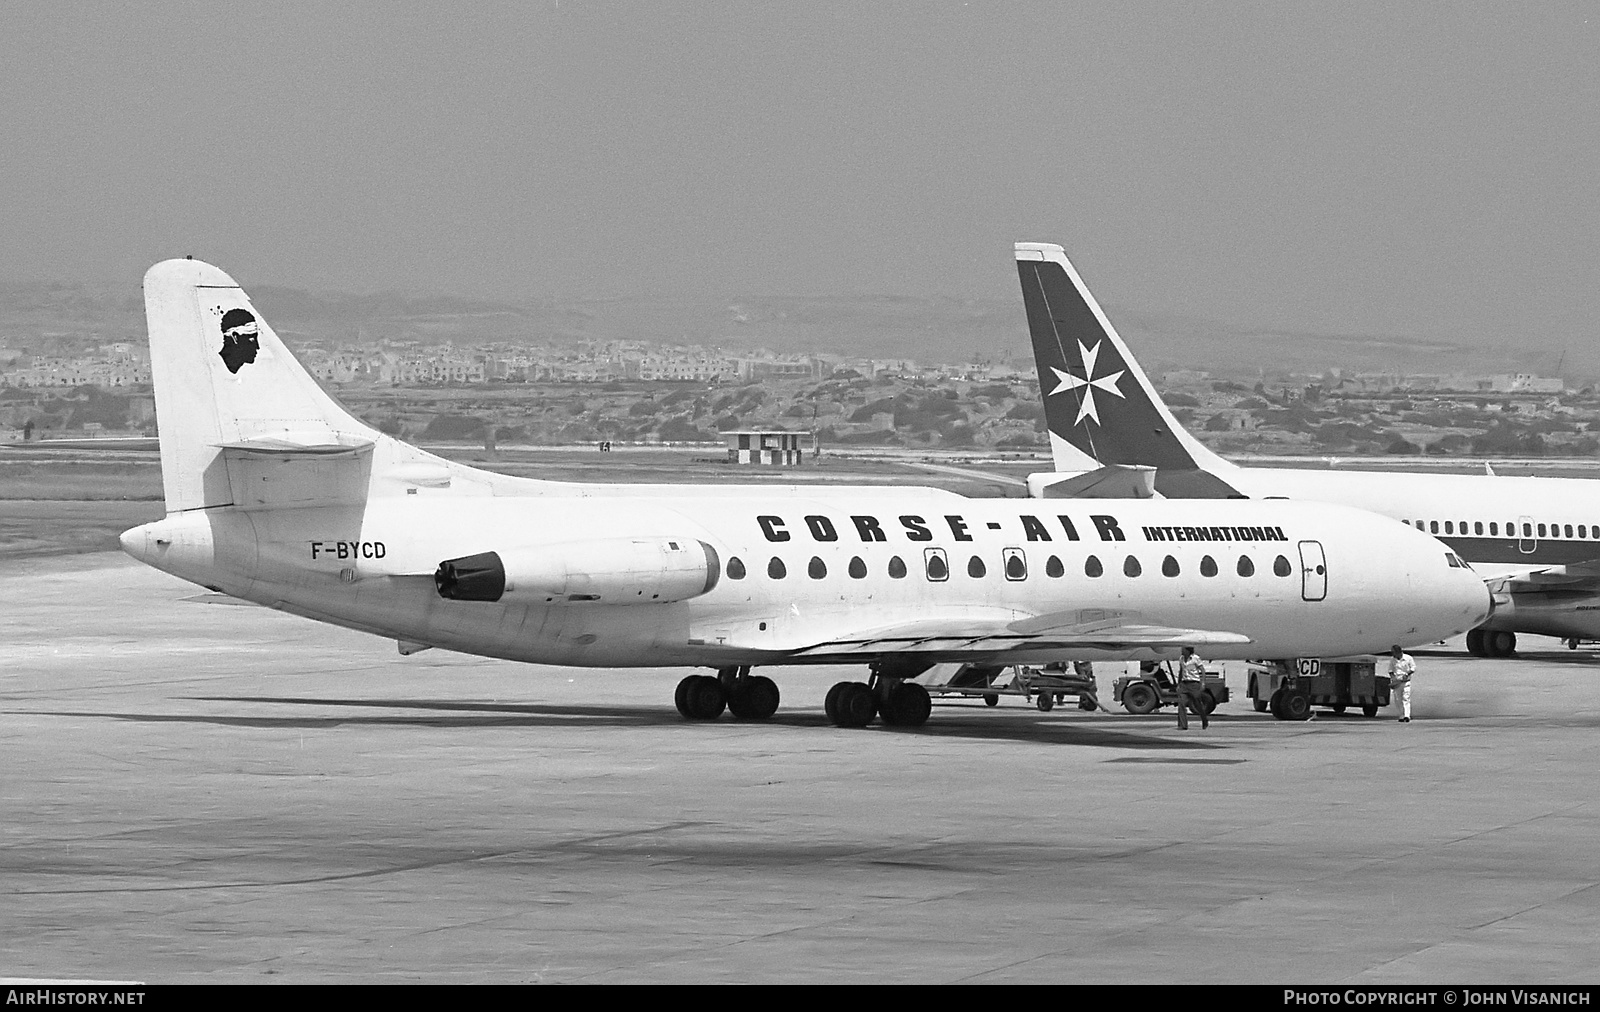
[787,610,1250,659]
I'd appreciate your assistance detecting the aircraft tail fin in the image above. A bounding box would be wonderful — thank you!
[1014,243,1239,492]
[143,258,383,512]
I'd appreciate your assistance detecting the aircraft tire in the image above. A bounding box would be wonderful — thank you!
[824,681,849,724]
[685,675,726,720]
[1362,703,1380,717]
[983,693,999,707]
[1198,691,1218,716]
[881,681,931,727]
[1281,691,1312,721]
[1466,629,1486,656]
[743,675,780,719]
[1036,693,1055,713]
[674,675,697,719]
[1269,688,1287,720]
[726,684,753,719]
[726,677,779,720]
[1492,631,1517,657]
[1253,699,1269,713]
[832,682,876,728]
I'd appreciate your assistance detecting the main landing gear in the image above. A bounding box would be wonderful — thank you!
[672,659,935,729]
[824,659,934,729]
[1465,629,1516,658]
[674,666,780,721]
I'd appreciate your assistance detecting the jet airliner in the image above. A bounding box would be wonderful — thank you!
[1015,241,1600,657]
[119,258,1487,727]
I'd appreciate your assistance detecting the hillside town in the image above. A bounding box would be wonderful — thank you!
[0,333,1593,458]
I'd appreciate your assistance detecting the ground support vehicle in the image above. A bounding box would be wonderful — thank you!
[1112,662,1229,716]
[1247,658,1390,720]
[925,662,1105,712]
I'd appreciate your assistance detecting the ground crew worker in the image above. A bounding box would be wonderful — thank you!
[1175,646,1208,730]
[1389,644,1416,722]
[1073,660,1112,712]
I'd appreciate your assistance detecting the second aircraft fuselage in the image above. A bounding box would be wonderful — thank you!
[1227,467,1600,568]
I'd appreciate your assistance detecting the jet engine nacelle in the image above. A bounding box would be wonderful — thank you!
[435,537,721,605]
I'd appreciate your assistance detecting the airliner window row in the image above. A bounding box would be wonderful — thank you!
[1404,519,1595,539]
[724,552,1298,582]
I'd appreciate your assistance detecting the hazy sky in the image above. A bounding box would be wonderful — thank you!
[2,2,1596,356]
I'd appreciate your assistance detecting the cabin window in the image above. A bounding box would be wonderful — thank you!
[1003,549,1027,581]
[887,555,907,579]
[1430,521,1439,534]
[1444,521,1454,535]
[1582,526,1589,539]
[1123,555,1142,578]
[768,557,787,579]
[1084,555,1103,578]
[1273,555,1293,577]
[967,555,986,578]
[1566,525,1574,538]
[1237,556,1255,577]
[1523,523,1533,537]
[1490,522,1499,535]
[1474,522,1483,535]
[1161,555,1180,577]
[1200,555,1218,577]
[925,548,949,582]
[1046,555,1064,578]
[1458,520,1466,533]
[726,557,746,580]
[1538,524,1547,537]
[848,556,867,579]
[808,557,827,579]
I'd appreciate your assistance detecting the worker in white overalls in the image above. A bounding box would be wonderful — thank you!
[1389,644,1416,723]
[1176,646,1208,730]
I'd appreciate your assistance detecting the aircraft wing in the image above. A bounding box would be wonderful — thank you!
[1031,464,1157,499]
[1491,565,1600,594]
[786,609,1250,659]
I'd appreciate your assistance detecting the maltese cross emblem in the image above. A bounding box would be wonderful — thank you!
[1047,340,1126,426]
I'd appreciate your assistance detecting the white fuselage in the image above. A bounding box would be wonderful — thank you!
[1032,463,1600,638]
[121,488,1490,668]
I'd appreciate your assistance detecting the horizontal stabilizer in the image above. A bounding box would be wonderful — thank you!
[1028,464,1157,499]
[216,435,375,455]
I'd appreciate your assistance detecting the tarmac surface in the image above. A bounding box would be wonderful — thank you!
[4,553,1600,983]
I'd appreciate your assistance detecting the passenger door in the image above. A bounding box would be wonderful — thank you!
[1297,540,1327,602]
[1518,514,1536,555]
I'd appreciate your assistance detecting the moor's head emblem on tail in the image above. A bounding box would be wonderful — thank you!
[218,308,260,374]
